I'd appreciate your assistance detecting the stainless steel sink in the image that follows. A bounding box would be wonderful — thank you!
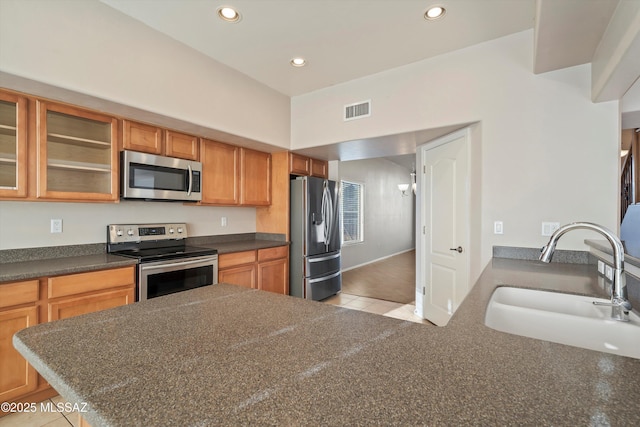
[485,286,640,359]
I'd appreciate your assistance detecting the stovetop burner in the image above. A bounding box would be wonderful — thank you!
[113,245,217,263]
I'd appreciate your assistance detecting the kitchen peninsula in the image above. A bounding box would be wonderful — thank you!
[13,257,640,426]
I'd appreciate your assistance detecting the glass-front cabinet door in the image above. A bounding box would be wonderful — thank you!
[0,91,27,198]
[37,101,118,201]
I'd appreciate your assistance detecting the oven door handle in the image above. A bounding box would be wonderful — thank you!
[140,257,217,271]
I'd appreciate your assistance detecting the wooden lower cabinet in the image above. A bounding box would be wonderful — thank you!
[257,258,288,294]
[218,250,257,289]
[219,264,256,289]
[0,305,38,403]
[0,266,135,415]
[218,246,289,294]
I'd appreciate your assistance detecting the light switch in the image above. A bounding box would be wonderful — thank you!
[542,222,560,236]
[494,221,503,235]
[221,217,227,227]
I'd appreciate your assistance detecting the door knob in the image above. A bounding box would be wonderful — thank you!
[449,246,463,253]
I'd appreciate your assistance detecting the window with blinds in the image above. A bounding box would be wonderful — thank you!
[341,180,363,244]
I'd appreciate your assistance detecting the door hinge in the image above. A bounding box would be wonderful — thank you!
[422,286,426,295]
[423,165,426,173]
[423,226,426,234]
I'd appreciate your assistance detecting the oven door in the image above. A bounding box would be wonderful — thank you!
[138,254,218,301]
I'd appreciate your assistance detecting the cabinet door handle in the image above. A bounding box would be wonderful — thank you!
[449,246,463,253]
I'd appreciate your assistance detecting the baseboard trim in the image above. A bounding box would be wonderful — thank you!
[341,248,415,272]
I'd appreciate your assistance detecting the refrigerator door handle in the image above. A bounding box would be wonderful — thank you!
[308,270,341,284]
[308,252,341,263]
[322,180,333,251]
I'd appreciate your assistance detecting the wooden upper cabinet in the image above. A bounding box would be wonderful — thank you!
[165,130,199,161]
[289,153,310,176]
[0,91,28,199]
[123,121,198,161]
[200,139,239,205]
[200,141,271,206]
[288,152,328,179]
[36,101,118,201]
[310,158,328,178]
[122,120,163,155]
[240,148,271,206]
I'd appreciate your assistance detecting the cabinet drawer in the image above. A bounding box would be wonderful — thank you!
[219,251,257,269]
[48,266,135,299]
[48,288,135,321]
[0,280,39,309]
[257,245,288,262]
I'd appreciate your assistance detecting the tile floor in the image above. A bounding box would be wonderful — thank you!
[0,395,81,427]
[323,292,434,325]
[1,293,431,427]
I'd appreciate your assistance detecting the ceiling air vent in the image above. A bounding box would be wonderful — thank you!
[344,100,371,121]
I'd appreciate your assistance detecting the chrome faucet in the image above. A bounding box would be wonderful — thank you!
[539,222,632,322]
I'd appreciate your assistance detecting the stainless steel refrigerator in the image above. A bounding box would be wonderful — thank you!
[290,176,341,301]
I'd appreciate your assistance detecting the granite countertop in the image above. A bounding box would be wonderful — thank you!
[202,239,289,255]
[13,258,640,426]
[0,234,288,283]
[0,254,138,282]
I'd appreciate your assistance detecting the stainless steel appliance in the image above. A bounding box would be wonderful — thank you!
[120,150,202,202]
[290,176,341,301]
[107,223,218,301]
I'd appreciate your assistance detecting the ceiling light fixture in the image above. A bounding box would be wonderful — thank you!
[217,6,241,23]
[424,6,446,20]
[290,57,307,67]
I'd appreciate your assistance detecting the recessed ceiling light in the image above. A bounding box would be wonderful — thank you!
[217,6,241,23]
[424,6,446,20]
[290,57,307,67]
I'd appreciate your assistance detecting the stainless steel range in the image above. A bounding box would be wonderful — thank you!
[107,223,218,301]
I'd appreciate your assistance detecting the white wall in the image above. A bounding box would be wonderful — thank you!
[339,158,415,270]
[0,0,290,148]
[0,201,255,250]
[291,30,620,269]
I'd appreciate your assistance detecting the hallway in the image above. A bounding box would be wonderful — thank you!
[324,250,432,325]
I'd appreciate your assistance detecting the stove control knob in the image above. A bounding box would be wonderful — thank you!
[127,229,135,237]
[177,227,184,234]
[116,229,123,237]
[169,227,175,234]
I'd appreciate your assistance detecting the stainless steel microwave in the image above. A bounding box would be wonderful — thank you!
[120,150,202,202]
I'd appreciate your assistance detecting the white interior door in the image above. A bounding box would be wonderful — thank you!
[416,131,469,326]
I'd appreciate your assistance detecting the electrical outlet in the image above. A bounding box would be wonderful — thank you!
[494,221,503,235]
[541,222,560,236]
[50,219,63,233]
[597,260,605,275]
[221,217,227,227]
